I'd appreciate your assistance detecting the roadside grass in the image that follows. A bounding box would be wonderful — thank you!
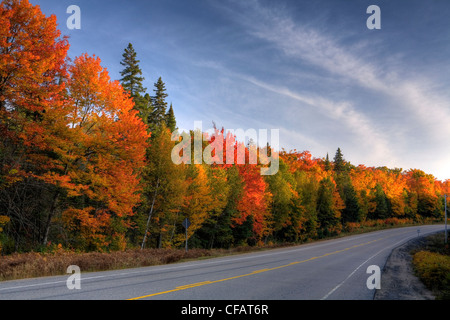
[0,244,291,282]
[412,232,450,300]
[0,248,220,281]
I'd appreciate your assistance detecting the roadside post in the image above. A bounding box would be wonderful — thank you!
[182,218,191,252]
[445,194,448,244]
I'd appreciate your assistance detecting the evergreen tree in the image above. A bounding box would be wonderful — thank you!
[317,177,340,234]
[119,43,149,121]
[332,148,361,223]
[373,184,389,219]
[333,148,347,197]
[333,148,345,172]
[120,43,146,97]
[342,182,361,223]
[148,77,168,131]
[165,103,177,132]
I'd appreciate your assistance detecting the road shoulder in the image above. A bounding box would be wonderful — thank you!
[374,234,436,300]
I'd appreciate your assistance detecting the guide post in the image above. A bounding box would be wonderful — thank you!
[445,194,448,244]
[182,218,191,252]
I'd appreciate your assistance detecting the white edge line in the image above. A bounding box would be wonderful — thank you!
[320,234,420,300]
[0,226,442,293]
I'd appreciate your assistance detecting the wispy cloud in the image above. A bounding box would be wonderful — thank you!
[238,1,450,124]
[220,0,450,178]
[240,75,395,165]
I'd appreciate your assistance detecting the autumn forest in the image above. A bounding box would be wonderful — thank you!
[0,0,449,255]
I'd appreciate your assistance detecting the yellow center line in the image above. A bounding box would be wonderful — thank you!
[128,236,386,300]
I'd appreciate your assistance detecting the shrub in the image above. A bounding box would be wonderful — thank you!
[413,250,450,299]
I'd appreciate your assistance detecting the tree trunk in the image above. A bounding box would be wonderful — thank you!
[141,178,160,249]
[42,191,59,246]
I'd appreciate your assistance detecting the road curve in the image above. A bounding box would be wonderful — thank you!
[0,225,444,300]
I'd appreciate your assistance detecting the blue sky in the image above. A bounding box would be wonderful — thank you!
[35,0,450,180]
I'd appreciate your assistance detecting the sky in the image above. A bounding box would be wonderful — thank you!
[35,0,450,181]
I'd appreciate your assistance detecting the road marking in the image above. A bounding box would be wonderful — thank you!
[1,226,439,298]
[128,237,384,300]
[0,227,409,293]
[320,247,386,300]
[320,233,417,300]
[129,227,439,300]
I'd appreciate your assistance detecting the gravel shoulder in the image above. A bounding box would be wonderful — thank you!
[374,234,437,300]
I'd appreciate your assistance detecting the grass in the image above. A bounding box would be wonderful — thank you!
[411,232,450,300]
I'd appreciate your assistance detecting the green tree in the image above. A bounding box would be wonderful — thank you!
[194,165,231,248]
[358,189,369,221]
[196,165,243,249]
[372,183,389,219]
[266,159,297,242]
[138,124,186,249]
[333,148,345,173]
[341,182,362,223]
[165,103,177,132]
[148,77,168,131]
[332,148,361,223]
[293,171,319,240]
[317,177,341,235]
[119,43,150,121]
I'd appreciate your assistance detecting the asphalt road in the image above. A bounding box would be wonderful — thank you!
[0,225,444,300]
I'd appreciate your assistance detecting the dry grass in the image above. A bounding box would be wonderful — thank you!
[0,244,289,282]
[0,248,216,281]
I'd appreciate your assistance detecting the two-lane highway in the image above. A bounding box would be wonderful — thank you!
[0,225,444,300]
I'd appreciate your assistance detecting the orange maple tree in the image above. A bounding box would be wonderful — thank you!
[0,0,69,182]
[58,54,149,250]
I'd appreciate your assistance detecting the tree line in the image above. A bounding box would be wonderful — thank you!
[0,0,449,254]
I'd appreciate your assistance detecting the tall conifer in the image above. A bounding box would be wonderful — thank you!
[120,43,149,121]
[148,77,168,131]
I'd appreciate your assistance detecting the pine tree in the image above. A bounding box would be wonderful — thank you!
[119,43,148,120]
[148,77,168,131]
[331,148,361,223]
[120,43,146,97]
[165,103,176,132]
[333,148,345,172]
[333,148,347,199]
